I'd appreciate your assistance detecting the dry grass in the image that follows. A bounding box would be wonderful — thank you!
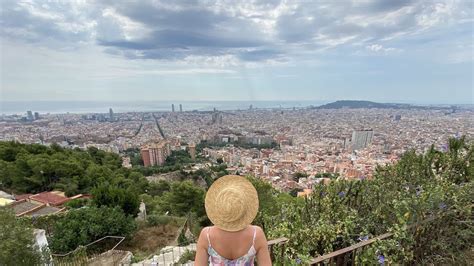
[120,223,180,259]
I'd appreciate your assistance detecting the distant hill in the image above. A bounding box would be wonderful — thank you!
[316,100,441,110]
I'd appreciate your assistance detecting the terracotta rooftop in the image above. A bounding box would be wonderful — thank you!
[30,191,70,206]
[14,194,33,201]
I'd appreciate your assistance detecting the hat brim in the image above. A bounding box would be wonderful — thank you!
[205,175,259,232]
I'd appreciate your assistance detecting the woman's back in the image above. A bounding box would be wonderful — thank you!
[207,225,256,263]
[194,175,272,266]
[195,225,271,266]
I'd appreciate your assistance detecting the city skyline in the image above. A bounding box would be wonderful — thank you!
[1,0,473,104]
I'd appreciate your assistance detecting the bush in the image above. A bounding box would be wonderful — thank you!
[0,208,46,265]
[177,230,188,246]
[48,206,137,253]
[263,137,473,264]
[0,141,146,196]
[64,198,91,209]
[158,181,206,217]
[92,185,140,216]
[174,250,196,265]
[147,215,173,226]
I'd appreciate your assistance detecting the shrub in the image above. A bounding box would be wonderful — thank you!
[147,215,173,226]
[263,137,473,264]
[0,208,46,265]
[174,250,196,265]
[48,206,137,253]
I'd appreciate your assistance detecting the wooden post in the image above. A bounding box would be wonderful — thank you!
[281,243,284,264]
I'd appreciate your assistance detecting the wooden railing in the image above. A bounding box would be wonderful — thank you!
[309,205,472,265]
[51,235,125,258]
[268,237,289,263]
[309,233,393,265]
[51,235,126,265]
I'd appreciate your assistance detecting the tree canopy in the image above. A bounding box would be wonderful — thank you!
[92,185,140,216]
[0,141,148,196]
[260,136,473,265]
[0,207,45,265]
[48,206,136,254]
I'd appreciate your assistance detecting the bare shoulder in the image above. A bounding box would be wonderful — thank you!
[253,225,265,236]
[197,226,211,248]
[253,226,268,248]
[199,226,210,234]
[199,226,213,238]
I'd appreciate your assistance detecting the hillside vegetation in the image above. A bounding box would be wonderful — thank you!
[1,137,472,264]
[257,136,473,264]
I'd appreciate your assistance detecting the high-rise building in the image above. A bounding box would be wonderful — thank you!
[172,104,175,113]
[343,137,352,150]
[27,111,34,121]
[394,114,402,121]
[179,104,183,112]
[109,108,114,121]
[212,112,223,124]
[188,143,196,161]
[351,130,374,150]
[34,112,40,120]
[141,148,151,167]
[140,141,171,167]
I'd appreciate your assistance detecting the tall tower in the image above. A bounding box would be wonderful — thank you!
[351,130,374,150]
[27,111,34,121]
[179,104,183,112]
[212,112,223,124]
[188,143,196,161]
[140,147,151,167]
[109,108,114,121]
[172,104,175,113]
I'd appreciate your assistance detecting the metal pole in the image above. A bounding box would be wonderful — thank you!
[162,250,165,266]
[171,247,175,263]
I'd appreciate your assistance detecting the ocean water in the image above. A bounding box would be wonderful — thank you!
[0,100,329,115]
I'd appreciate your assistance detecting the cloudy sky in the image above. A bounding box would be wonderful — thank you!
[1,0,473,103]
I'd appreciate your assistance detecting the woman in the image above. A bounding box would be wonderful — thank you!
[195,175,272,266]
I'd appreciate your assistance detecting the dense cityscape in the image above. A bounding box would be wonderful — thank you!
[1,103,472,193]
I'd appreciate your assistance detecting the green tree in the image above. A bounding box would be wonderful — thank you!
[0,208,44,265]
[159,181,206,217]
[147,180,171,196]
[92,185,140,216]
[49,206,136,253]
[0,141,145,195]
[293,172,308,181]
[0,145,19,162]
[64,198,91,209]
[165,150,193,166]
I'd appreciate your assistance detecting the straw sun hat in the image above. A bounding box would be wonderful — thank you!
[205,175,259,232]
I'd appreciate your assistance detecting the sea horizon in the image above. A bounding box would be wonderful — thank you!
[0,100,330,115]
[1,100,472,116]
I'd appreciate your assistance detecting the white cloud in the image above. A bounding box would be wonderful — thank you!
[100,8,151,41]
[366,44,402,54]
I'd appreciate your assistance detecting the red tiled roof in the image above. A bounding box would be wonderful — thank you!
[30,192,70,206]
[14,194,33,201]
